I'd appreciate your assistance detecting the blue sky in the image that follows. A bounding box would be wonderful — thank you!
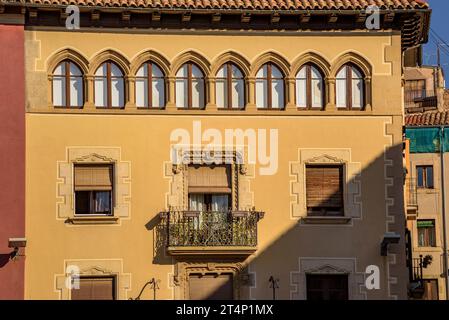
[424,0,449,83]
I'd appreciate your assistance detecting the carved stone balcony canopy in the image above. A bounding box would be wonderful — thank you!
[160,210,264,257]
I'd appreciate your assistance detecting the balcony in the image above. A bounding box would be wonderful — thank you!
[405,178,418,219]
[160,210,264,257]
[405,89,438,113]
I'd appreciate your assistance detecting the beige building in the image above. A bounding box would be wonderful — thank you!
[0,0,432,300]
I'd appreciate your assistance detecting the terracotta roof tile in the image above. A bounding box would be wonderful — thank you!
[405,110,449,127]
[3,0,427,10]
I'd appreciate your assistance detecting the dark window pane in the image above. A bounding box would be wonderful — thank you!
[306,274,348,300]
[75,191,91,214]
[426,167,434,188]
[417,167,424,187]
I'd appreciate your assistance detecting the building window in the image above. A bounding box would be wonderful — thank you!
[215,63,245,109]
[188,164,232,212]
[175,62,205,109]
[306,274,348,300]
[418,220,436,247]
[74,164,113,215]
[405,79,426,100]
[71,276,116,300]
[296,64,324,109]
[255,63,285,109]
[52,60,83,108]
[417,165,434,188]
[189,273,234,300]
[94,61,125,108]
[422,279,439,300]
[305,165,344,216]
[135,62,165,108]
[336,64,364,110]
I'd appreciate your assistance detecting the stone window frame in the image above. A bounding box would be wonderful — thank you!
[290,257,366,300]
[290,149,362,224]
[170,261,246,300]
[55,259,131,300]
[164,148,254,211]
[57,147,131,225]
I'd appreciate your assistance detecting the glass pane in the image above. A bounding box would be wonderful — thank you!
[136,64,147,77]
[152,64,164,78]
[352,67,363,79]
[189,194,205,211]
[311,78,323,108]
[296,78,307,108]
[211,195,229,212]
[216,65,226,78]
[75,191,90,214]
[311,66,321,79]
[94,78,107,107]
[426,167,434,188]
[53,62,65,76]
[192,79,204,109]
[94,191,111,213]
[256,79,267,109]
[70,77,83,107]
[216,79,227,108]
[417,167,424,187]
[152,79,165,108]
[231,65,243,78]
[111,78,124,108]
[336,79,347,108]
[110,63,123,77]
[191,64,203,79]
[352,79,363,109]
[52,77,65,106]
[271,79,284,109]
[176,79,187,108]
[95,63,107,76]
[69,63,82,76]
[296,66,306,79]
[176,64,188,77]
[256,65,267,78]
[271,65,283,78]
[232,79,244,109]
[135,78,148,107]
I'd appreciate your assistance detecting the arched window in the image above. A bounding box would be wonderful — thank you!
[175,62,205,109]
[255,63,284,109]
[296,64,324,109]
[52,60,83,108]
[215,63,245,109]
[94,61,125,108]
[135,62,165,108]
[336,64,364,110]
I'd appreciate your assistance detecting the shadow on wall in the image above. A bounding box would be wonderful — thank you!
[0,254,12,268]
[147,143,408,300]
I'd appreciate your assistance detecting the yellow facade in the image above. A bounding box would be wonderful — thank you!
[25,29,408,300]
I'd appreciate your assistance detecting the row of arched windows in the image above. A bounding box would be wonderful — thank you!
[52,57,366,110]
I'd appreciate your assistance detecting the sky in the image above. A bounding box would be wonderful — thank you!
[424,0,449,83]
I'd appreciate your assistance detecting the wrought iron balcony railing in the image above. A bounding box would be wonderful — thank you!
[161,210,264,248]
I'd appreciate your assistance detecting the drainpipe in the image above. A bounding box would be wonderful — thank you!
[440,126,449,299]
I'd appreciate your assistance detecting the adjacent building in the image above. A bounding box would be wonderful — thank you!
[0,6,26,300]
[0,0,431,300]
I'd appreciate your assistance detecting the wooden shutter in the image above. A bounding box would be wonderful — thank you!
[74,165,113,191]
[188,165,231,193]
[189,274,233,300]
[306,165,343,213]
[71,277,115,300]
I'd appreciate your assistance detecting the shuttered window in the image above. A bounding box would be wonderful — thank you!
[306,274,348,300]
[306,165,343,216]
[74,164,113,215]
[188,165,232,194]
[189,274,233,300]
[71,276,116,300]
